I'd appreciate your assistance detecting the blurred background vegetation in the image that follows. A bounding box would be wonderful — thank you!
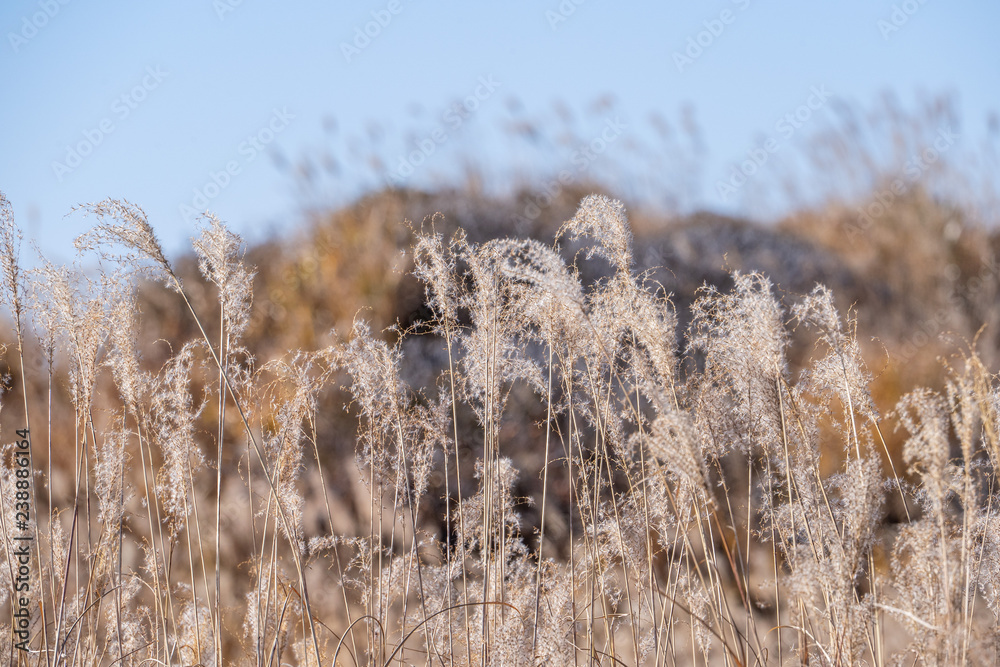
[5,91,998,531]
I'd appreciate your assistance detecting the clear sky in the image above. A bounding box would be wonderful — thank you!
[2,0,997,262]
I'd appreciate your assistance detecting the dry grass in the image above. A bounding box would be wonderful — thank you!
[0,185,997,666]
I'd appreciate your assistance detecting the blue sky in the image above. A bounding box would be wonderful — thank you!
[1,0,997,262]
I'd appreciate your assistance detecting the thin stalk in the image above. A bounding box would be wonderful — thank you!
[532,340,555,656]
[214,302,226,667]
